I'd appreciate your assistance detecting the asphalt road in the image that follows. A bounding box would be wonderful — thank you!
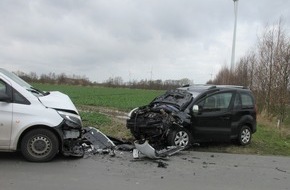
[0,150,289,190]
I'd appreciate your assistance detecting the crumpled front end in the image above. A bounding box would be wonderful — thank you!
[55,110,121,157]
[54,110,85,157]
[127,106,169,139]
[60,125,117,157]
[127,104,191,148]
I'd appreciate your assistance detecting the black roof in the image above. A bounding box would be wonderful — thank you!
[178,84,250,98]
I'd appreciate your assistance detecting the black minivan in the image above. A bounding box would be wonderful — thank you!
[127,85,256,148]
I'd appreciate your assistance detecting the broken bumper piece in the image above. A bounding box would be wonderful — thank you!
[66,127,135,157]
[133,140,184,159]
[82,127,116,155]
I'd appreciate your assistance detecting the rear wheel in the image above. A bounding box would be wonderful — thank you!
[21,129,59,162]
[168,128,192,148]
[238,126,252,146]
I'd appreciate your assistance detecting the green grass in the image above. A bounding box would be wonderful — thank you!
[80,111,112,127]
[33,83,290,156]
[251,123,290,156]
[33,83,164,111]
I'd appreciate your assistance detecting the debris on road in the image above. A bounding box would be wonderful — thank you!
[106,136,135,151]
[82,127,116,156]
[81,127,135,158]
[81,127,184,161]
[157,161,168,168]
[133,140,184,159]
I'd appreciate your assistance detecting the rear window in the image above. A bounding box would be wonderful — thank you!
[241,93,254,108]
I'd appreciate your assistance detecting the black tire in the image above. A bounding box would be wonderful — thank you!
[238,126,252,146]
[21,129,59,162]
[168,128,192,148]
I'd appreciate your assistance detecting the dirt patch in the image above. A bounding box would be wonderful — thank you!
[78,105,128,124]
[78,105,132,139]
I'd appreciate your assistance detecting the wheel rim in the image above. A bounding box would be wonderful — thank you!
[174,131,189,147]
[28,136,52,158]
[241,128,251,144]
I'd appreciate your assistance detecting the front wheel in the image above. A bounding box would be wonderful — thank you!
[167,128,192,149]
[238,126,252,146]
[21,129,59,162]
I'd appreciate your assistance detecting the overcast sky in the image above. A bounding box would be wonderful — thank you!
[1,0,289,84]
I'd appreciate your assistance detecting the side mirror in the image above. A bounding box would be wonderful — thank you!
[0,92,11,102]
[192,105,199,113]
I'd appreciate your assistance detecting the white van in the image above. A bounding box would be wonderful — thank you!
[0,68,83,162]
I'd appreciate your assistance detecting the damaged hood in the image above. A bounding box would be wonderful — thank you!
[150,89,193,111]
[38,91,78,114]
[128,89,193,117]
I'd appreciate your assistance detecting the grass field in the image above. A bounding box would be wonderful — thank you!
[34,83,290,156]
[33,83,164,110]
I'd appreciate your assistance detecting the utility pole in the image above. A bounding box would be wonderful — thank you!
[230,0,239,72]
[149,66,153,81]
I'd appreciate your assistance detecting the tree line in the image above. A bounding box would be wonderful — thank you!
[208,18,290,123]
[16,71,193,90]
[16,71,92,86]
[103,77,193,90]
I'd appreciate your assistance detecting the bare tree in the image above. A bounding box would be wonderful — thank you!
[209,18,290,123]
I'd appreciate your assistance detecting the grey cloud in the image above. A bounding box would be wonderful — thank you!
[0,0,289,83]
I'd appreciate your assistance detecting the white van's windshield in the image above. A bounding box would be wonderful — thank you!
[0,68,31,88]
[0,68,48,96]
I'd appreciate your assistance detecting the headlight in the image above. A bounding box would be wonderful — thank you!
[58,111,82,128]
[128,107,139,118]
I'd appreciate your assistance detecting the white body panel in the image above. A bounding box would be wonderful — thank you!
[9,102,63,150]
[0,69,78,151]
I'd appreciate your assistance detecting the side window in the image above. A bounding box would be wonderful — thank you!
[0,79,30,105]
[241,93,254,109]
[13,90,30,105]
[199,92,233,112]
[0,80,6,94]
[0,80,12,99]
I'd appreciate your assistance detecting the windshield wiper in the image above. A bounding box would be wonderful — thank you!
[28,87,50,96]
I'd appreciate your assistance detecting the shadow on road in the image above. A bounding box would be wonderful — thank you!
[0,152,83,163]
[0,152,23,162]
